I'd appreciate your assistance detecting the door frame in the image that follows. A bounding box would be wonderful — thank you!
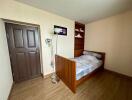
[3,19,44,80]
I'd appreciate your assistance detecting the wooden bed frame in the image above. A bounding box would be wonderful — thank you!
[55,50,105,93]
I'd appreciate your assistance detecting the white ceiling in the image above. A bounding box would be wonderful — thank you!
[16,0,132,24]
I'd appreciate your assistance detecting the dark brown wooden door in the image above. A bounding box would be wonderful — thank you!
[5,23,41,83]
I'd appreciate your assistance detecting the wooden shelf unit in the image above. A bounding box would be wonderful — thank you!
[74,22,85,57]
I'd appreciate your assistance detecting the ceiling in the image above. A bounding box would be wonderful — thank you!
[16,0,132,24]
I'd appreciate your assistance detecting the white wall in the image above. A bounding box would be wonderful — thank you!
[85,10,132,77]
[0,0,74,99]
[0,19,13,100]
[0,0,74,75]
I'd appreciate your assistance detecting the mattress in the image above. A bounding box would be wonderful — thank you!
[71,55,102,80]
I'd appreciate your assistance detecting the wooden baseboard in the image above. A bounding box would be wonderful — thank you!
[8,82,14,100]
[104,69,132,81]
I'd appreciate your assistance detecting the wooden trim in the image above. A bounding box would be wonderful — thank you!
[105,69,132,81]
[3,19,44,77]
[38,27,44,76]
[8,82,14,100]
[4,20,44,82]
[55,55,76,93]
[2,19,40,27]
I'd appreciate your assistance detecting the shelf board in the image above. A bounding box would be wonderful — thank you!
[75,31,84,33]
[75,37,84,39]
[75,48,84,50]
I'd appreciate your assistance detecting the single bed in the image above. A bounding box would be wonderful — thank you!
[55,50,105,93]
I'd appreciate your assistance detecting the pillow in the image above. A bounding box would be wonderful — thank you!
[92,53,102,59]
[80,55,99,63]
[83,51,102,59]
[83,51,93,55]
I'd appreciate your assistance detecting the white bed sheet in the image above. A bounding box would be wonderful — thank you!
[71,55,102,80]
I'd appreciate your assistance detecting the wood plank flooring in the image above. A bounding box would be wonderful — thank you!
[10,70,132,100]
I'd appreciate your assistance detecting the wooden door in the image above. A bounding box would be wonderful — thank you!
[5,23,41,83]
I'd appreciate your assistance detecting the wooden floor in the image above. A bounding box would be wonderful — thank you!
[10,70,132,100]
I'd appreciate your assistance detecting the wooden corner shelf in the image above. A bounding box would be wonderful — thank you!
[74,22,85,57]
